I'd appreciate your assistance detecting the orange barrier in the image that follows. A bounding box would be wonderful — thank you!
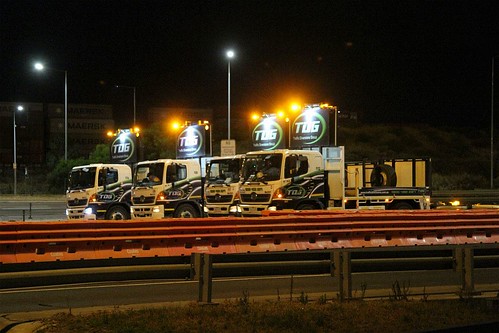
[1,210,498,264]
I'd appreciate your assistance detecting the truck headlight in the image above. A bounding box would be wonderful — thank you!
[83,207,94,215]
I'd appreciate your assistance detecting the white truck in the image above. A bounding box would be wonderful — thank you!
[238,147,431,215]
[204,155,244,216]
[66,164,132,219]
[130,159,203,218]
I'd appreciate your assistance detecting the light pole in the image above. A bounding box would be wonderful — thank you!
[115,85,137,126]
[34,62,68,161]
[13,105,23,195]
[492,56,496,189]
[226,50,235,140]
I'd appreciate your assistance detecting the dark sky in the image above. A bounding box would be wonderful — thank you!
[1,0,498,129]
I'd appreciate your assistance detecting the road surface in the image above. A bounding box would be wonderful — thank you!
[0,199,66,221]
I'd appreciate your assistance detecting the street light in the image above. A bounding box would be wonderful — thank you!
[34,62,68,161]
[492,56,496,189]
[13,105,23,195]
[115,85,136,126]
[226,50,235,140]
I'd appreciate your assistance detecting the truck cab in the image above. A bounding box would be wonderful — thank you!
[204,155,244,216]
[239,150,324,216]
[66,164,132,219]
[130,159,202,219]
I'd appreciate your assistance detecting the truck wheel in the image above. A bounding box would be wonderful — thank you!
[296,203,316,210]
[371,164,397,187]
[174,204,199,218]
[391,202,413,210]
[106,206,130,220]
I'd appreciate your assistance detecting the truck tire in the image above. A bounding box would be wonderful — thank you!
[371,164,397,187]
[106,206,130,220]
[296,203,317,210]
[390,202,413,210]
[174,204,199,218]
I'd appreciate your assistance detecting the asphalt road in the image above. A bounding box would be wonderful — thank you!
[0,200,66,222]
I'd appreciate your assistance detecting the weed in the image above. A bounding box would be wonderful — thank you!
[353,282,368,300]
[238,290,250,307]
[298,291,308,304]
[421,286,428,302]
[390,280,410,301]
[317,294,328,304]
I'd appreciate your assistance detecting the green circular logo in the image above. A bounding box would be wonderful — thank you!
[252,119,284,150]
[292,111,327,145]
[111,135,135,162]
[178,126,203,156]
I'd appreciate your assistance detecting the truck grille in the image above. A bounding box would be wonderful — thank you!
[240,194,271,203]
[131,196,156,205]
[206,194,233,203]
[67,198,88,207]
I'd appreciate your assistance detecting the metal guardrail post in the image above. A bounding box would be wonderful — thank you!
[454,246,476,296]
[192,253,213,303]
[332,250,352,300]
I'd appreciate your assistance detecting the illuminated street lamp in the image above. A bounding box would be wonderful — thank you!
[226,49,235,140]
[115,85,137,126]
[13,105,23,195]
[491,56,496,189]
[34,62,68,161]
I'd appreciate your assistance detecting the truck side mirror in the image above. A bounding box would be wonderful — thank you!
[98,170,107,188]
[166,164,177,183]
[286,155,298,178]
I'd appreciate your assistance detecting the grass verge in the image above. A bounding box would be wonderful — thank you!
[38,298,499,333]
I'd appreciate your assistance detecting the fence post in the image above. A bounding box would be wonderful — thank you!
[192,253,213,303]
[333,250,351,300]
[454,246,476,297]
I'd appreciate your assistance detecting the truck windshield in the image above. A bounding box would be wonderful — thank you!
[242,154,282,182]
[68,167,97,190]
[207,158,241,184]
[133,163,164,186]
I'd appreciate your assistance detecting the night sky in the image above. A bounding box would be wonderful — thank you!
[1,0,498,129]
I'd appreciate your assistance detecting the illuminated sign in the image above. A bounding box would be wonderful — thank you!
[110,131,137,163]
[251,117,285,150]
[290,106,330,148]
[177,124,211,158]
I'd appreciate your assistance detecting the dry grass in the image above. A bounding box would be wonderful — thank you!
[38,298,499,333]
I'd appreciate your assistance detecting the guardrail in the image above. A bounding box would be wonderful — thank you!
[432,189,499,206]
[192,244,499,302]
[1,210,498,264]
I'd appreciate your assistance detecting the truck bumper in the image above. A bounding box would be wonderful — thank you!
[66,207,85,220]
[205,204,242,216]
[239,204,269,216]
[82,204,107,220]
[131,205,164,219]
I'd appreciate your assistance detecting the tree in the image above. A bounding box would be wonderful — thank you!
[140,123,177,159]
[45,144,110,194]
